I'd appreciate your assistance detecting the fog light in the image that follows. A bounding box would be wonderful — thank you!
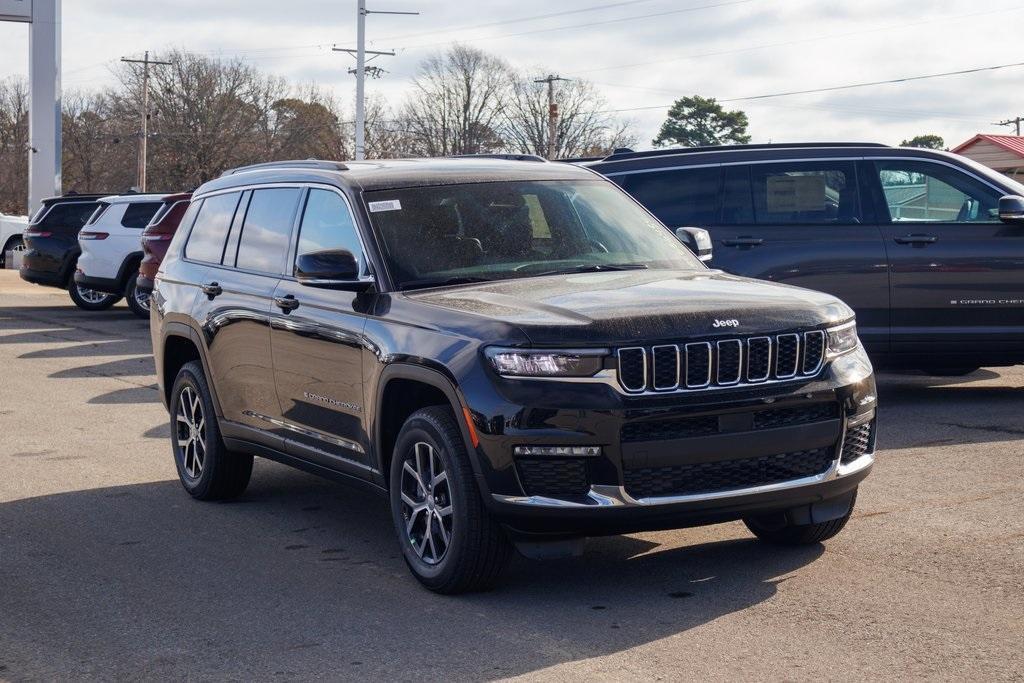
[514,445,602,456]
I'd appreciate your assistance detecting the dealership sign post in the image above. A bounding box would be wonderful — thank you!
[1,0,60,214]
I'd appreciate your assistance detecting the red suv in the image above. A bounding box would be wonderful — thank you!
[136,193,192,298]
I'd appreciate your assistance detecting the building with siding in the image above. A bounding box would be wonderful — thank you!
[951,134,1024,181]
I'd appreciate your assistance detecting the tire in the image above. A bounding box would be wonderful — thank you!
[125,270,151,319]
[744,490,857,545]
[1,236,24,269]
[389,405,513,594]
[920,367,980,377]
[170,360,253,501]
[68,280,121,311]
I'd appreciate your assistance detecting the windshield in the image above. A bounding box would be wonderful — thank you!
[364,179,702,289]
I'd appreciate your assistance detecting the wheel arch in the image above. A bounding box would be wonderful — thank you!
[374,363,481,489]
[161,322,224,418]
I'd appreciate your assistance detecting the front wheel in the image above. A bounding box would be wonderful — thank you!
[389,406,513,594]
[125,271,151,319]
[68,280,121,311]
[744,490,857,545]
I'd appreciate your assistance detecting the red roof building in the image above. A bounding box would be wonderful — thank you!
[951,134,1024,180]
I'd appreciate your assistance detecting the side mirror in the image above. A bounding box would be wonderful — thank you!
[998,195,1024,224]
[675,227,713,262]
[296,249,372,290]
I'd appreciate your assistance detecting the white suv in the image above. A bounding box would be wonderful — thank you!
[75,193,170,317]
[1,212,27,269]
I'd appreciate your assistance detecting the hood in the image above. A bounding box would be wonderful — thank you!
[404,269,853,346]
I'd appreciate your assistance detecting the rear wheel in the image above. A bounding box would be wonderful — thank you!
[170,361,253,500]
[389,406,513,593]
[125,270,151,319]
[744,490,857,545]
[68,279,121,311]
[1,236,24,269]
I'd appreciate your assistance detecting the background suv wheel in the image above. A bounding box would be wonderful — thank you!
[170,361,253,500]
[68,280,121,311]
[389,406,512,593]
[125,271,151,319]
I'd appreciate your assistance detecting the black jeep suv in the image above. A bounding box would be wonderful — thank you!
[151,157,876,593]
[585,143,1024,375]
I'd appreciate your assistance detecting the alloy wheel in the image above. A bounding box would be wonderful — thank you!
[400,441,454,565]
[76,285,110,305]
[175,386,206,479]
[133,285,151,312]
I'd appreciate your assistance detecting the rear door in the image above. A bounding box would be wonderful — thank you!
[867,157,1024,354]
[270,187,373,475]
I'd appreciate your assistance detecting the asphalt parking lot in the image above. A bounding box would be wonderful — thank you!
[0,270,1021,681]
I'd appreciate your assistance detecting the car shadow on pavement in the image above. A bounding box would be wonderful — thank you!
[0,464,824,680]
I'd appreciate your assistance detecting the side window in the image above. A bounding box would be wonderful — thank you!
[296,189,364,275]
[616,167,721,226]
[41,202,100,229]
[720,165,754,224]
[185,192,242,264]
[235,188,302,274]
[875,161,1002,223]
[85,202,111,226]
[752,161,860,225]
[121,202,163,229]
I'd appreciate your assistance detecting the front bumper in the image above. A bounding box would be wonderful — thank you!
[464,346,877,535]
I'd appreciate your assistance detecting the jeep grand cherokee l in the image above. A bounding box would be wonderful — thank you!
[585,143,1024,375]
[151,157,877,593]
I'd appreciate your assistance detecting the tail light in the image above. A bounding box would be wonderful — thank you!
[23,230,52,238]
[78,231,109,240]
[142,233,173,242]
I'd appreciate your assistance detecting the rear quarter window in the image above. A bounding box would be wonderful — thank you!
[39,202,100,229]
[616,167,722,226]
[185,193,242,264]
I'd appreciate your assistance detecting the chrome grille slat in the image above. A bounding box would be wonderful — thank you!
[617,331,827,394]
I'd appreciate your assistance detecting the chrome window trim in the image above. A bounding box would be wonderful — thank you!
[745,336,772,383]
[716,339,743,386]
[684,341,713,388]
[651,344,680,391]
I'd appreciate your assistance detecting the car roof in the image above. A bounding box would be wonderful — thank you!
[96,193,171,204]
[39,193,110,204]
[194,157,600,197]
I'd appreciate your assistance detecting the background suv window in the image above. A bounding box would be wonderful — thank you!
[120,202,163,229]
[185,192,241,264]
[617,167,721,226]
[874,160,1002,223]
[235,188,302,274]
[752,161,860,225]
[296,189,364,275]
[39,202,100,229]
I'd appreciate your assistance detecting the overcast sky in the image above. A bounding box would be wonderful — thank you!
[1,0,1021,149]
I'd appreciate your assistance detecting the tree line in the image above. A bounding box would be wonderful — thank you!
[0,45,637,214]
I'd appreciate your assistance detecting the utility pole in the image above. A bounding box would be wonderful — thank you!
[995,116,1024,136]
[534,74,569,159]
[120,51,172,191]
[334,1,417,161]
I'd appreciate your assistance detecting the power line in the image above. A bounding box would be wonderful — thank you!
[595,61,1024,113]
[994,116,1024,136]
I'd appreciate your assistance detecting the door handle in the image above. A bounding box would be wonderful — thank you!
[894,234,938,245]
[721,237,764,247]
[200,281,222,298]
[274,294,300,312]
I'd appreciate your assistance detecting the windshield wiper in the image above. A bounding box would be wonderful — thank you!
[524,263,650,277]
[401,276,493,291]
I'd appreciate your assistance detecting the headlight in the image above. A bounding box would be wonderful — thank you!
[826,322,860,357]
[485,347,607,377]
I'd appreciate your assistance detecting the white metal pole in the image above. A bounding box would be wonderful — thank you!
[28,0,61,213]
[354,0,366,161]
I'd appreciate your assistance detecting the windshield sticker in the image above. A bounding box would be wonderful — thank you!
[368,199,402,213]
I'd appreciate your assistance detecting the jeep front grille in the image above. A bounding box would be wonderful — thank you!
[617,330,826,394]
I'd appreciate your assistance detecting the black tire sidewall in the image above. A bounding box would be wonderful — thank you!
[389,411,472,586]
[170,361,224,498]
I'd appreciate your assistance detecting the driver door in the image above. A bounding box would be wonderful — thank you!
[868,158,1024,352]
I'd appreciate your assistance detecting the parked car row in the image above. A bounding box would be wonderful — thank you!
[19,190,191,317]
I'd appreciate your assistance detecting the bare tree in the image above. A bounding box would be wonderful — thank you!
[502,75,637,158]
[62,90,135,194]
[400,45,511,156]
[0,78,29,213]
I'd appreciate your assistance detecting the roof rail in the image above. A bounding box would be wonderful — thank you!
[450,153,548,162]
[600,142,890,162]
[220,159,350,176]
[556,156,604,163]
